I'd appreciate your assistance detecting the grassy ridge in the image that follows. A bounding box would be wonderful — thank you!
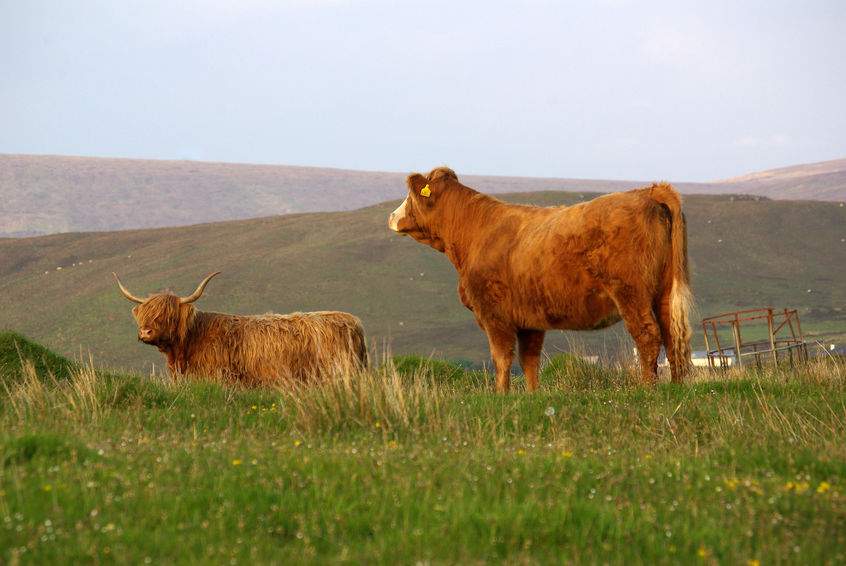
[0,331,76,383]
[1,336,845,563]
[1,192,845,373]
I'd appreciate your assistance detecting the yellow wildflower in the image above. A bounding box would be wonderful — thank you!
[817,481,831,494]
[697,546,710,559]
[724,478,738,491]
[294,439,302,447]
[560,450,574,459]
[42,484,53,492]
[748,484,764,495]
[747,560,760,566]
[231,459,242,466]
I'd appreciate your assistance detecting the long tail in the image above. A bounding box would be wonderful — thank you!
[650,183,693,379]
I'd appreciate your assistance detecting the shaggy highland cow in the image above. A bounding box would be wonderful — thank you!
[389,167,692,391]
[114,272,368,384]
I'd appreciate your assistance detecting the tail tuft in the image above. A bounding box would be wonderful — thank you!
[669,278,693,378]
[650,183,693,381]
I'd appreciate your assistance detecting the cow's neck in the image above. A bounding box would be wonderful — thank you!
[157,342,180,375]
[160,311,203,374]
[438,191,504,269]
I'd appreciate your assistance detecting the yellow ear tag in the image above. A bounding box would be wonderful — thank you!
[420,185,431,197]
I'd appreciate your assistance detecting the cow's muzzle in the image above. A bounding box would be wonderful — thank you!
[388,198,408,232]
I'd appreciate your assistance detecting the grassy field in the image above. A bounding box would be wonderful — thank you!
[1,332,844,564]
[1,191,844,373]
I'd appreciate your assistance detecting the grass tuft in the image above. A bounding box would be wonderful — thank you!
[540,352,635,390]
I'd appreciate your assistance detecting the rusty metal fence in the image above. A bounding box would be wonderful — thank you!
[701,308,808,370]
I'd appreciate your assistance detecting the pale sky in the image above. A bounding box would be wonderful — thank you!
[2,0,844,181]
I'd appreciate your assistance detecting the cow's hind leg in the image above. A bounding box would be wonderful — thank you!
[517,329,545,392]
[485,326,516,393]
[656,285,683,384]
[609,288,663,385]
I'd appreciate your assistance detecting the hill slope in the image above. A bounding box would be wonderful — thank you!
[3,154,845,237]
[1,191,844,373]
[713,157,846,201]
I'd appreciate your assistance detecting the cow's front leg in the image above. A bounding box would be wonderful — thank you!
[485,326,516,393]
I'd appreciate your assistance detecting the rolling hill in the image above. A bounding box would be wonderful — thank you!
[713,158,846,201]
[1,191,844,373]
[2,153,845,237]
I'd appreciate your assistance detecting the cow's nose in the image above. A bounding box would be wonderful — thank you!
[139,328,152,339]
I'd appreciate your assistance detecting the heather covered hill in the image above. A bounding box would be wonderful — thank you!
[0,154,635,237]
[3,153,845,237]
[1,191,843,373]
[712,157,846,201]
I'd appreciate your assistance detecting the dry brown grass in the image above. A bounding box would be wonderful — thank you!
[2,357,100,423]
[276,362,453,435]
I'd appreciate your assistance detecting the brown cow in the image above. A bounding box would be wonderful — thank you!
[388,167,692,391]
[114,272,368,384]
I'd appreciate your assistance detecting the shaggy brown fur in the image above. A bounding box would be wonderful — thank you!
[114,274,368,385]
[388,167,692,391]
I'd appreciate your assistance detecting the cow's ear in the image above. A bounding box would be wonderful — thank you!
[406,173,426,192]
[408,172,438,201]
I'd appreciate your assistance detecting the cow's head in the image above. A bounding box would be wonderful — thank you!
[113,272,220,347]
[388,166,459,252]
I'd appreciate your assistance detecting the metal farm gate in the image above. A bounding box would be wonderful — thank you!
[701,307,809,370]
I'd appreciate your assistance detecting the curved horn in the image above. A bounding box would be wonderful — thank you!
[113,273,145,304]
[180,272,221,304]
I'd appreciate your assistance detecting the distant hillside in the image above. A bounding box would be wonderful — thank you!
[713,158,846,201]
[1,191,843,373]
[0,154,632,237]
[3,153,844,237]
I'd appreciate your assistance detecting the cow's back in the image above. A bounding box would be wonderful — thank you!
[236,310,368,383]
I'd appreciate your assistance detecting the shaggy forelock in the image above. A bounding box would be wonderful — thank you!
[427,166,458,182]
[134,293,193,330]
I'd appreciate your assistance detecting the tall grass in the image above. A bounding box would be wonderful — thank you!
[1,344,845,563]
[278,362,452,434]
[1,358,100,423]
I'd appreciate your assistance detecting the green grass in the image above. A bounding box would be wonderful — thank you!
[1,336,845,563]
[1,191,844,373]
